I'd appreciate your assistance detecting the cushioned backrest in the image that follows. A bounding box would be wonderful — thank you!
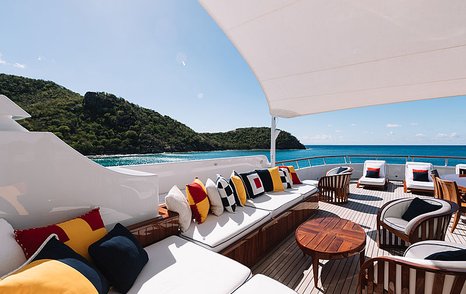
[456,164,466,175]
[405,162,433,182]
[363,160,386,178]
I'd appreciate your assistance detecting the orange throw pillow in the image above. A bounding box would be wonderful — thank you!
[287,166,302,184]
[186,178,210,224]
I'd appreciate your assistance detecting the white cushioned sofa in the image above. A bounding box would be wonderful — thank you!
[180,183,318,252]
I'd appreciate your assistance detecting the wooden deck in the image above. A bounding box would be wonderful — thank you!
[252,181,466,294]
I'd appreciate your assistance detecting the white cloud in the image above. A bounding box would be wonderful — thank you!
[304,134,333,141]
[415,133,425,137]
[410,122,419,126]
[327,124,333,128]
[176,52,187,67]
[386,123,401,128]
[335,129,341,133]
[13,63,25,69]
[37,56,43,61]
[387,131,395,136]
[350,123,356,127]
[436,132,458,138]
[197,92,204,99]
[0,53,26,68]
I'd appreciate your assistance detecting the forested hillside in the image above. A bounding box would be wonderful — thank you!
[0,74,305,155]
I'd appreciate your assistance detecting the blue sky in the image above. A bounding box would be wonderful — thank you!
[1,0,465,145]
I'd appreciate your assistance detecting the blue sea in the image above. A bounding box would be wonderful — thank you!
[92,145,466,168]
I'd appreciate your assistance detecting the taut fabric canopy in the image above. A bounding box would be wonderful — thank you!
[200,0,466,118]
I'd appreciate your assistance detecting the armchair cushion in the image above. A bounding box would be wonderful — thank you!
[426,249,466,261]
[401,197,441,221]
[405,240,466,259]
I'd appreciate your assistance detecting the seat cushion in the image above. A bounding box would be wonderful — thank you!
[405,240,466,259]
[405,180,434,191]
[286,183,318,199]
[180,206,271,252]
[245,192,303,217]
[234,274,296,294]
[358,176,386,186]
[118,236,251,294]
[384,217,409,231]
[301,179,319,186]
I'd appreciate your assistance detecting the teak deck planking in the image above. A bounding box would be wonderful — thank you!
[252,181,466,294]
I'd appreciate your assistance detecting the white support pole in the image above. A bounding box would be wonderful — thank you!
[270,116,280,167]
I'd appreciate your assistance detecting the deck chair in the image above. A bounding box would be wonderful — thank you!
[318,167,353,204]
[377,197,456,248]
[357,160,387,190]
[456,164,466,175]
[437,178,466,233]
[404,162,434,194]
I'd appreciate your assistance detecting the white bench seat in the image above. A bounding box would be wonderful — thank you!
[233,274,296,294]
[180,206,271,252]
[120,236,251,294]
[245,192,303,218]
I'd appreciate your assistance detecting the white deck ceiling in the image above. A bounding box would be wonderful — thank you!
[200,0,466,118]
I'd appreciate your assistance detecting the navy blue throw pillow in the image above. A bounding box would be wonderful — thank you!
[89,223,148,293]
[413,169,429,182]
[336,167,347,174]
[401,197,441,222]
[365,168,380,178]
[426,249,466,261]
[256,169,273,192]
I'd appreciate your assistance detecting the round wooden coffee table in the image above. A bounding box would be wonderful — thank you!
[295,217,366,287]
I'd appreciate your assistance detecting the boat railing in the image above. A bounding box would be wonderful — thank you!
[276,154,466,170]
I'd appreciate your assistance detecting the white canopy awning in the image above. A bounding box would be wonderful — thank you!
[200,0,466,118]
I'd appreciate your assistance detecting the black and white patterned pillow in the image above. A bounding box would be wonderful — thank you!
[216,175,237,213]
[279,169,292,189]
[239,171,265,198]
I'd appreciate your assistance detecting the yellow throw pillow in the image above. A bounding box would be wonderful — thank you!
[0,235,108,294]
[186,178,210,223]
[268,167,284,192]
[230,172,247,206]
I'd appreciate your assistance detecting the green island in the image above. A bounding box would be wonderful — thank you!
[0,74,305,155]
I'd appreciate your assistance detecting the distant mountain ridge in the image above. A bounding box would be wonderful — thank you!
[0,74,305,155]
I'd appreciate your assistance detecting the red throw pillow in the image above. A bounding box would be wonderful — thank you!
[14,208,107,259]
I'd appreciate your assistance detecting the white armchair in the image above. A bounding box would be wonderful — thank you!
[456,164,466,175]
[377,197,455,248]
[404,162,434,193]
[357,160,387,190]
[360,240,466,294]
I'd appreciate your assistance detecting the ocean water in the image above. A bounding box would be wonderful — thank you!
[92,145,466,168]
